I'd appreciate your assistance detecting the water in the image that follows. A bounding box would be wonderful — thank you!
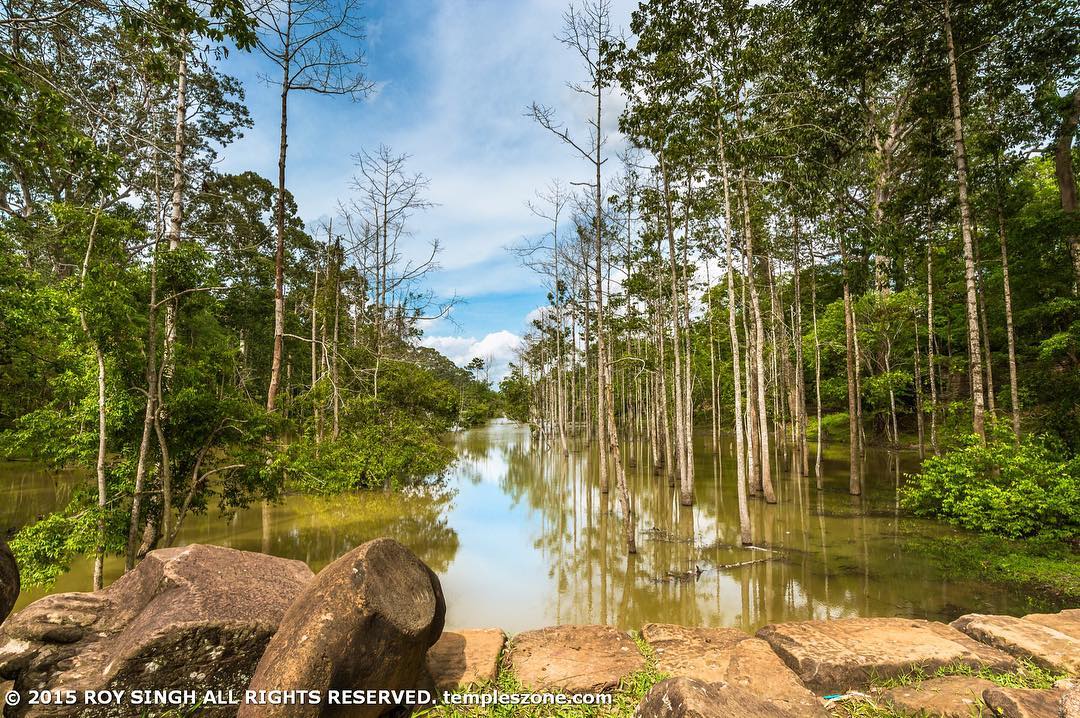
[1,420,1050,631]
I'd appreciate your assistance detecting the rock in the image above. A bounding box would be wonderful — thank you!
[1061,679,1080,718]
[882,676,998,718]
[634,677,804,718]
[508,625,645,694]
[427,629,505,691]
[641,624,826,717]
[0,544,312,718]
[981,686,1064,718]
[755,618,1015,694]
[239,537,445,718]
[951,614,1080,674]
[1022,609,1080,641]
[0,539,17,625]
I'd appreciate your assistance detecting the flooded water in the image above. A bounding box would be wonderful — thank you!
[1,420,1050,631]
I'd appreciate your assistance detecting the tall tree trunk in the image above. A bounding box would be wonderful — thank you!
[840,233,861,495]
[162,51,187,382]
[996,200,1020,437]
[943,0,987,441]
[739,172,775,503]
[80,209,107,590]
[1053,89,1080,290]
[809,237,823,483]
[793,221,807,475]
[660,152,691,505]
[127,249,160,571]
[716,123,751,544]
[927,242,939,453]
[267,46,291,412]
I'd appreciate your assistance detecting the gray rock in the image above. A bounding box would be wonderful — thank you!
[239,537,445,718]
[0,540,17,625]
[0,544,312,718]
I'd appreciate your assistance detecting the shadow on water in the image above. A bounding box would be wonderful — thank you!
[1,419,1062,630]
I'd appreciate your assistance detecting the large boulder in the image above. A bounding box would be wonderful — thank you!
[0,544,313,718]
[426,629,505,691]
[756,618,1015,694]
[507,625,645,694]
[0,540,17,625]
[635,677,805,718]
[640,624,826,717]
[239,538,445,718]
[951,614,1080,674]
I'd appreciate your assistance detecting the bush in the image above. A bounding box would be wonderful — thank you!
[900,427,1080,541]
[273,418,455,495]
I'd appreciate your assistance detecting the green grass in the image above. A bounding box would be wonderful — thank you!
[418,633,668,718]
[913,535,1080,607]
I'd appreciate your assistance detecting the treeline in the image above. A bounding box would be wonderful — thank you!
[0,0,495,586]
[504,0,1080,550]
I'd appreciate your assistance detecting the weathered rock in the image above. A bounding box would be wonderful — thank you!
[0,544,313,718]
[951,614,1080,674]
[0,539,17,625]
[508,625,645,694]
[634,677,805,718]
[755,618,1015,694]
[881,676,997,718]
[1022,609,1080,641]
[239,538,445,718]
[427,628,505,691]
[981,686,1064,718]
[1061,679,1080,718]
[641,624,826,717]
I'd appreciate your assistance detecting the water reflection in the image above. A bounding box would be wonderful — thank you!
[3,420,1057,629]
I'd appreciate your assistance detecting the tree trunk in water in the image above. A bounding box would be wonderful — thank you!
[943,0,987,442]
[660,152,691,506]
[739,173,775,503]
[716,125,751,544]
[810,239,823,483]
[793,221,807,475]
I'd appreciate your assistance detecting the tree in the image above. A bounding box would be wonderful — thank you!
[255,0,371,411]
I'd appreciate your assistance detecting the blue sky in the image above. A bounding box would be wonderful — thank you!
[217,0,636,378]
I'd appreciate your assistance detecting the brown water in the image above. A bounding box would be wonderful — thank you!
[1,420,1049,631]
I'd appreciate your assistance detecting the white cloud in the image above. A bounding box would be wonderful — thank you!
[421,330,523,381]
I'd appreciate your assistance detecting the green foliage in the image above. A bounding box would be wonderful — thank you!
[275,420,454,495]
[901,427,1080,540]
[9,496,125,587]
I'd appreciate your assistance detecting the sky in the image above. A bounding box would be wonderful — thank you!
[217,0,637,379]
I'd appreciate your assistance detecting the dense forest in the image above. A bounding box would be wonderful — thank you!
[501,0,1080,558]
[0,0,497,586]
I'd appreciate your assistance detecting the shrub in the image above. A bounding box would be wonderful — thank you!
[900,426,1080,541]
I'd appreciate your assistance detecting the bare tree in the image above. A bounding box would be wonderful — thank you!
[255,0,372,411]
[530,0,635,554]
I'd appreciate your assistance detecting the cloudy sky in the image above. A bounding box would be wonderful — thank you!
[218,0,637,378]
